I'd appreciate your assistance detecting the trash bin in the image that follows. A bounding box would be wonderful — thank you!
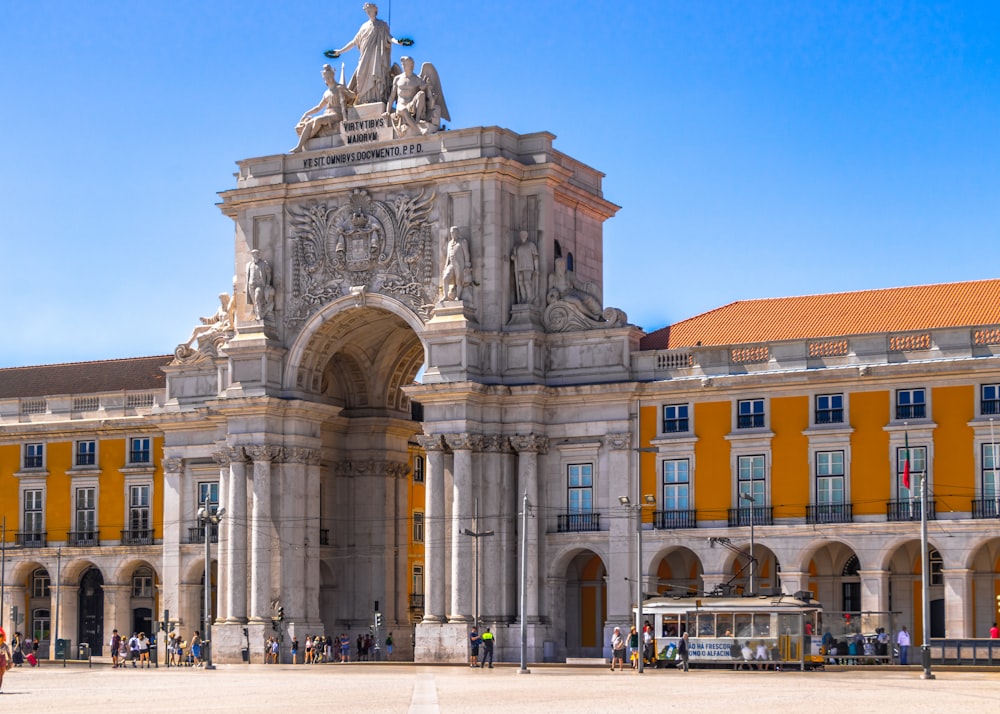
[55,638,71,659]
[241,648,250,663]
[78,643,91,661]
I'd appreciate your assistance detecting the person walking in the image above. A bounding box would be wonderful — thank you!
[896,626,911,665]
[678,631,690,672]
[109,630,121,669]
[291,636,299,664]
[0,628,12,694]
[480,628,495,668]
[385,632,394,660]
[610,627,626,671]
[469,625,481,668]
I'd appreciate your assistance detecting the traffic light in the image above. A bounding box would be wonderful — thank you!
[10,605,19,625]
[375,612,382,629]
[278,606,284,621]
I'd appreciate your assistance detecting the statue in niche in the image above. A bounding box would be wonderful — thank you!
[547,257,602,319]
[510,229,539,304]
[246,249,275,321]
[441,226,471,301]
[180,292,235,351]
[291,64,353,153]
[326,2,411,106]
[385,56,448,137]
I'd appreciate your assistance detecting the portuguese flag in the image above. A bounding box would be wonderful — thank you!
[902,432,911,490]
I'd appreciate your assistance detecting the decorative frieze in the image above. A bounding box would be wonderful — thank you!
[602,433,631,450]
[510,434,549,454]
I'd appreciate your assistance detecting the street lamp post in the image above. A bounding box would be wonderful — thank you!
[462,498,494,628]
[199,506,225,670]
[919,472,935,680]
[740,493,756,595]
[619,493,655,673]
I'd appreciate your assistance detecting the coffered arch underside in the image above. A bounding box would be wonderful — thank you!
[287,298,426,414]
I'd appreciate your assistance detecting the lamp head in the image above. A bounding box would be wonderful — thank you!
[618,496,631,507]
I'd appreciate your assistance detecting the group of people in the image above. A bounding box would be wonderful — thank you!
[2,631,38,669]
[468,626,495,668]
[164,630,202,667]
[109,630,155,668]
[610,622,661,672]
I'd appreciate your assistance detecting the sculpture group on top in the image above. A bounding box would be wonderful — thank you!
[292,3,447,152]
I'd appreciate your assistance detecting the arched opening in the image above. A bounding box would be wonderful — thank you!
[290,301,426,631]
[968,539,1000,636]
[887,540,944,642]
[806,541,861,613]
[77,567,105,655]
[563,551,607,658]
[652,547,704,596]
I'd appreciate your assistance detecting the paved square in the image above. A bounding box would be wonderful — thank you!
[2,663,1000,713]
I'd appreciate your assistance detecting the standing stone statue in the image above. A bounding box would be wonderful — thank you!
[441,226,470,301]
[246,249,275,321]
[328,3,404,106]
[510,230,539,304]
[291,64,353,153]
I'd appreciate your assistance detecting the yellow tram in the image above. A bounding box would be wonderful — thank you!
[634,594,823,670]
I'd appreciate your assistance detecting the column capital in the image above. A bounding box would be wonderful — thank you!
[444,433,484,452]
[510,434,549,454]
[245,444,283,463]
[603,433,632,450]
[416,434,447,452]
[481,435,512,453]
[163,457,184,473]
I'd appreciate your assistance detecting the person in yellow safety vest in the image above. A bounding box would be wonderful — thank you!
[480,627,495,668]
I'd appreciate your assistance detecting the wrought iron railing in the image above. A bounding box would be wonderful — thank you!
[653,509,697,529]
[120,529,155,545]
[67,530,99,546]
[886,499,936,522]
[727,506,773,527]
[557,512,601,533]
[15,531,47,548]
[806,504,853,524]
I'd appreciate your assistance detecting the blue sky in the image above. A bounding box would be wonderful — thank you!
[1,0,998,368]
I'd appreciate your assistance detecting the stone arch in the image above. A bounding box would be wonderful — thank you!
[885,538,945,640]
[800,540,862,614]
[548,546,608,659]
[968,538,1000,637]
[284,293,427,404]
[648,546,704,597]
[721,542,781,596]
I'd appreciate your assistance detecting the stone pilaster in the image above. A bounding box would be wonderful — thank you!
[418,435,447,623]
[479,435,509,621]
[858,570,890,614]
[224,447,249,623]
[941,568,973,638]
[511,434,548,622]
[603,433,633,623]
[446,433,483,623]
[245,444,281,622]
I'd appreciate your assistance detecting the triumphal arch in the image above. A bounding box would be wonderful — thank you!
[157,5,636,663]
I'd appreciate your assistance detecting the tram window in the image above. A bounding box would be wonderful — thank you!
[753,614,771,637]
[734,614,752,638]
[697,614,715,637]
[717,613,734,637]
[662,618,679,638]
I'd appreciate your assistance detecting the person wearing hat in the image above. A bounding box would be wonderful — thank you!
[0,627,12,693]
[611,626,626,671]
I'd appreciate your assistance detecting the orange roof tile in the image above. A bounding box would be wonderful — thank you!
[640,279,1000,350]
[0,355,172,399]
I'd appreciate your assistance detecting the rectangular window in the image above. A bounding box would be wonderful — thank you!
[24,443,44,469]
[75,487,96,534]
[896,389,926,420]
[816,451,845,504]
[198,482,220,511]
[23,489,43,533]
[413,455,425,483]
[413,512,424,543]
[983,385,1000,416]
[129,437,151,464]
[32,572,50,598]
[737,399,765,429]
[737,454,766,505]
[661,404,689,434]
[897,445,927,498]
[662,459,690,510]
[982,442,1000,500]
[76,440,97,467]
[130,485,151,532]
[815,394,844,424]
[132,571,153,598]
[31,608,50,643]
[412,565,424,595]
[567,463,594,513]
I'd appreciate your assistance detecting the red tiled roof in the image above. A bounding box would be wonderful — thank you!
[640,279,1000,350]
[0,356,172,399]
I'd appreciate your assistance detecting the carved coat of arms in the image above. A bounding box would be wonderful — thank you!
[287,188,436,325]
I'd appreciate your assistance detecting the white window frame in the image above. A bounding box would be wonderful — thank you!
[814,393,845,426]
[22,488,44,534]
[815,450,846,505]
[413,455,425,483]
[75,439,98,468]
[24,442,45,470]
[128,436,152,465]
[894,388,928,422]
[75,486,97,534]
[128,483,152,533]
[413,511,424,543]
[736,398,767,430]
[661,403,691,435]
[661,458,690,511]
[567,463,594,514]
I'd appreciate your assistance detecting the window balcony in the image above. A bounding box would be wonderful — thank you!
[806,504,853,524]
[67,530,100,547]
[409,594,424,610]
[737,414,765,429]
[120,529,155,546]
[15,531,47,548]
[557,512,601,533]
[895,404,926,420]
[186,526,219,544]
[653,509,697,529]
[972,498,1000,519]
[727,506,773,527]
[983,400,1000,416]
[886,499,936,522]
[815,409,844,424]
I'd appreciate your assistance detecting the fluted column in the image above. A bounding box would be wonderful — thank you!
[418,435,447,623]
[245,444,280,622]
[511,434,548,622]
[446,433,482,623]
[225,448,249,623]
